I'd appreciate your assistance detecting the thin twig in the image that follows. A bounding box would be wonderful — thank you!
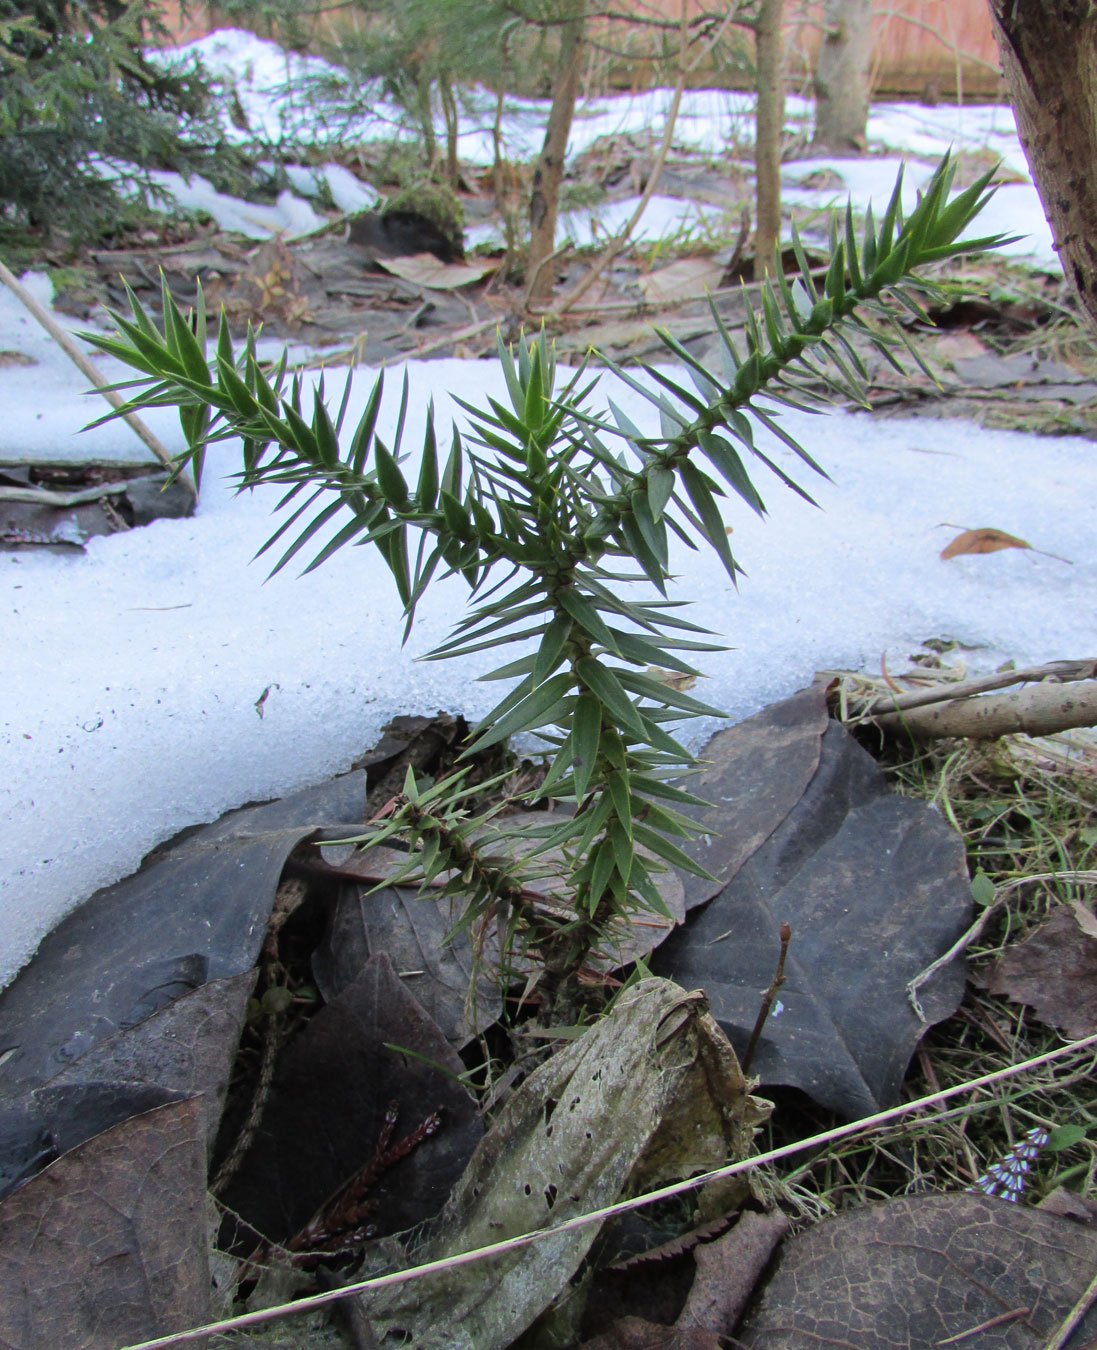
[1044,1264,1097,1350]
[298,316,501,372]
[0,258,193,498]
[209,1009,285,1197]
[526,264,837,319]
[553,73,689,316]
[936,1307,1031,1344]
[907,870,1097,1021]
[119,1031,1097,1350]
[382,316,499,367]
[741,920,791,1074]
[552,0,739,318]
[523,243,571,311]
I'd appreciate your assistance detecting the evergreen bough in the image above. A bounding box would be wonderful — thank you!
[0,0,234,244]
[86,156,1005,1013]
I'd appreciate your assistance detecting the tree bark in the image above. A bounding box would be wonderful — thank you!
[753,0,785,280]
[812,0,873,152]
[527,6,586,305]
[989,0,1097,331]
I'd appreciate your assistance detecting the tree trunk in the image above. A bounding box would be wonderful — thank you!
[527,7,586,305]
[439,74,459,190]
[413,68,437,171]
[990,0,1097,332]
[753,0,785,280]
[812,0,873,152]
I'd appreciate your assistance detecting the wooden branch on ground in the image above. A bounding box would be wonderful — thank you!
[0,482,135,508]
[0,258,194,499]
[868,678,1097,741]
[860,658,1097,716]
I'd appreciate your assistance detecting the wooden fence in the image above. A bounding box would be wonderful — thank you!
[153,1,1005,100]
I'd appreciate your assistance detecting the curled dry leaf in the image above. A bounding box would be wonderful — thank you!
[375,253,498,290]
[581,1316,721,1350]
[939,526,1071,564]
[362,978,771,1350]
[636,257,726,305]
[940,526,1032,560]
[675,1211,790,1336]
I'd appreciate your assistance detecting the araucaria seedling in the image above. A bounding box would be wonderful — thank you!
[86,155,1004,1019]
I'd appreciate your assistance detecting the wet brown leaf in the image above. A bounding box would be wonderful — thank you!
[218,952,482,1247]
[48,969,257,1152]
[655,702,970,1117]
[984,904,1097,1036]
[737,1193,1097,1348]
[311,881,503,1046]
[671,684,830,910]
[0,1098,209,1349]
[0,769,366,1102]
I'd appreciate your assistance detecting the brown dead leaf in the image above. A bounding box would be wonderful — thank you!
[932,332,988,363]
[48,969,256,1153]
[984,904,1097,1036]
[581,1318,720,1350]
[375,252,497,290]
[637,257,726,306]
[657,694,970,1119]
[0,350,36,367]
[227,238,314,328]
[0,1098,209,1349]
[1068,898,1097,940]
[738,1193,1097,1347]
[1039,1186,1097,1223]
[675,1212,789,1336]
[218,952,482,1248]
[940,526,1032,560]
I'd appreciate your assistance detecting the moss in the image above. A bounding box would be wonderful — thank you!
[382,181,464,257]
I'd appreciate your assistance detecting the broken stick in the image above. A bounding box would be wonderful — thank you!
[0,258,194,498]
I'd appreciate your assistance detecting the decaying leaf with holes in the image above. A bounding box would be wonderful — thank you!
[361,977,771,1350]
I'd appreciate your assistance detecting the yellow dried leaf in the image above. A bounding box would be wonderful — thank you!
[647,665,699,692]
[375,252,498,290]
[637,257,726,305]
[940,526,1032,560]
